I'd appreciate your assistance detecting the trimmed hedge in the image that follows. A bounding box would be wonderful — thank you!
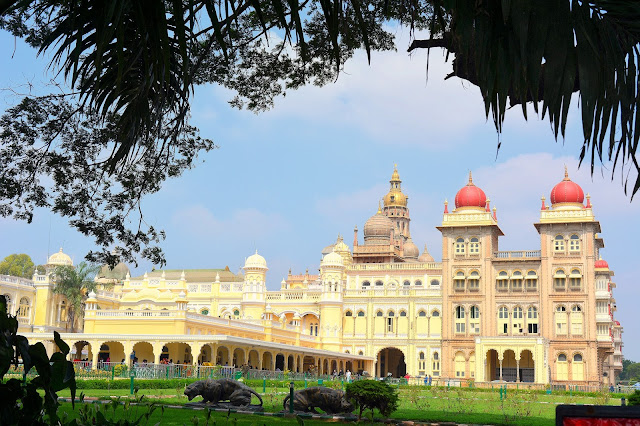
[76,378,196,390]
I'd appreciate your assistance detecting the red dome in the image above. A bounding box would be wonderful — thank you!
[455,172,487,209]
[550,168,584,204]
[595,259,609,269]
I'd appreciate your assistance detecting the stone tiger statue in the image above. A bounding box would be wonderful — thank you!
[283,387,354,414]
[184,378,263,406]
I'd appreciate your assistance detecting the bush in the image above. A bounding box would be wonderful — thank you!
[345,379,399,420]
[75,378,196,390]
[628,390,640,406]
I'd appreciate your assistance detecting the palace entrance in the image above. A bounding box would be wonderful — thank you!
[376,347,406,378]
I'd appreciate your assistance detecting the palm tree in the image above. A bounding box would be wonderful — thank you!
[52,262,101,332]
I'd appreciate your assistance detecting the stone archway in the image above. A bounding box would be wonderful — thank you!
[248,350,260,368]
[287,355,295,372]
[486,349,499,381]
[262,352,273,370]
[72,341,93,362]
[520,350,535,382]
[132,342,154,364]
[100,341,125,364]
[376,347,406,378]
[217,346,230,366]
[275,353,285,371]
[233,348,246,367]
[502,350,517,382]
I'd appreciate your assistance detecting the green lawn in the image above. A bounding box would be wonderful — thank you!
[55,385,623,425]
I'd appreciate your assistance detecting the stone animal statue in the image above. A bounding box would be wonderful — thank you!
[184,378,263,406]
[283,387,354,414]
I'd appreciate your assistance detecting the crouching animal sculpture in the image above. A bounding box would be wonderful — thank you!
[283,387,354,414]
[184,378,263,407]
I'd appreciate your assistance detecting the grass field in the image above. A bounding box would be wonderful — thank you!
[54,384,624,425]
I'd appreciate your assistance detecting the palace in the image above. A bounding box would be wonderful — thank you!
[0,167,623,386]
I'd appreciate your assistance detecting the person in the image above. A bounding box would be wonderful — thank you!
[424,376,428,386]
[428,375,432,386]
[345,369,351,383]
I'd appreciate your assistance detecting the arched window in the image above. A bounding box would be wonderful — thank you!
[513,306,524,334]
[399,310,407,317]
[233,309,240,317]
[469,306,480,334]
[555,305,568,335]
[375,280,384,287]
[418,310,426,317]
[455,351,466,377]
[455,237,465,255]
[554,269,566,291]
[468,271,480,291]
[511,270,523,291]
[388,310,395,317]
[526,270,538,291]
[454,271,466,291]
[201,308,209,315]
[527,306,539,334]
[362,280,371,289]
[345,310,353,317]
[403,280,411,286]
[573,354,582,362]
[17,297,30,318]
[558,353,567,362]
[498,306,509,334]
[572,353,584,380]
[554,235,565,252]
[387,311,395,332]
[571,305,583,335]
[418,351,426,371]
[376,311,383,317]
[496,271,509,291]
[432,310,440,317]
[569,234,580,252]
[415,280,423,286]
[455,306,465,334]
[469,237,480,254]
[430,279,439,286]
[557,353,568,380]
[432,352,440,376]
[357,311,365,317]
[570,269,582,291]
[358,351,364,356]
[419,352,425,359]
[59,300,67,322]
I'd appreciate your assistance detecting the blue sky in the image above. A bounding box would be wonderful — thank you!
[1,28,638,359]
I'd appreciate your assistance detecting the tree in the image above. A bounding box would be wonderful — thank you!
[52,262,100,332]
[0,0,639,266]
[345,379,399,420]
[0,253,35,278]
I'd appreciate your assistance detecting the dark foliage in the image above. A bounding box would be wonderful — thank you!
[345,379,399,420]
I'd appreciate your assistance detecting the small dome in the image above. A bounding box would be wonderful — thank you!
[321,243,335,256]
[595,258,609,269]
[363,206,393,243]
[178,291,186,298]
[244,251,268,270]
[383,191,407,207]
[550,168,584,205]
[48,248,73,267]
[321,250,344,267]
[87,290,97,299]
[418,244,434,262]
[403,238,419,259]
[454,172,487,209]
[615,320,621,326]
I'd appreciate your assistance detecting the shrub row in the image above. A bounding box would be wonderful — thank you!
[75,378,196,390]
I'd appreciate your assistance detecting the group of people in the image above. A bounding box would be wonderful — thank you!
[331,369,353,382]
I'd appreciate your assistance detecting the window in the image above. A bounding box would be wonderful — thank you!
[375,280,383,287]
[362,281,371,289]
[470,306,480,334]
[526,270,538,291]
[596,301,607,314]
[233,309,240,317]
[569,269,582,291]
[357,311,365,317]
[201,309,209,315]
[418,310,426,317]
[432,352,440,376]
[511,271,523,291]
[345,311,353,317]
[498,306,509,334]
[403,280,411,286]
[376,311,383,317]
[571,305,583,335]
[527,307,539,333]
[569,234,580,252]
[470,237,480,254]
[418,352,426,370]
[573,353,584,380]
[309,323,318,336]
[399,310,407,317]
[556,305,568,335]
[455,306,465,333]
[557,353,568,380]
[513,306,524,334]
[554,235,565,252]
[455,237,465,255]
[17,297,30,318]
[432,310,440,317]
[496,271,509,291]
[468,271,480,291]
[574,354,582,362]
[454,271,465,291]
[415,280,423,286]
[554,269,566,291]
[430,279,440,286]
[455,352,466,377]
[387,311,395,332]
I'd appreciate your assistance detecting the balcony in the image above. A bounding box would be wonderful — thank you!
[493,251,541,260]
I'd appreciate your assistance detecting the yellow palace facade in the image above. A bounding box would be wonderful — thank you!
[0,168,623,386]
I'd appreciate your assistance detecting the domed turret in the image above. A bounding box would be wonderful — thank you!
[454,172,487,209]
[403,237,419,260]
[47,248,73,267]
[363,204,393,244]
[321,250,344,268]
[383,165,408,208]
[550,167,584,206]
[243,250,268,270]
[418,244,435,262]
[595,258,609,270]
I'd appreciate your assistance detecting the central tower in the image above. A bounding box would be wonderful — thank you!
[382,165,411,239]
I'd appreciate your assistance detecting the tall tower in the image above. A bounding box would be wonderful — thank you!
[241,251,268,320]
[382,166,411,239]
[318,250,345,352]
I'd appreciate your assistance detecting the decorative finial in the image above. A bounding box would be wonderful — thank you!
[492,206,497,221]
[377,200,382,214]
[564,165,569,180]
[541,196,546,210]
[468,171,473,185]
[485,198,491,212]
[394,163,397,169]
[444,199,449,214]
[586,193,592,209]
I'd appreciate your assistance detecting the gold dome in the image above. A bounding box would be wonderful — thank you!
[391,167,400,182]
[383,191,407,207]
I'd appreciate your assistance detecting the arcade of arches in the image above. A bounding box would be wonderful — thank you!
[376,347,407,378]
